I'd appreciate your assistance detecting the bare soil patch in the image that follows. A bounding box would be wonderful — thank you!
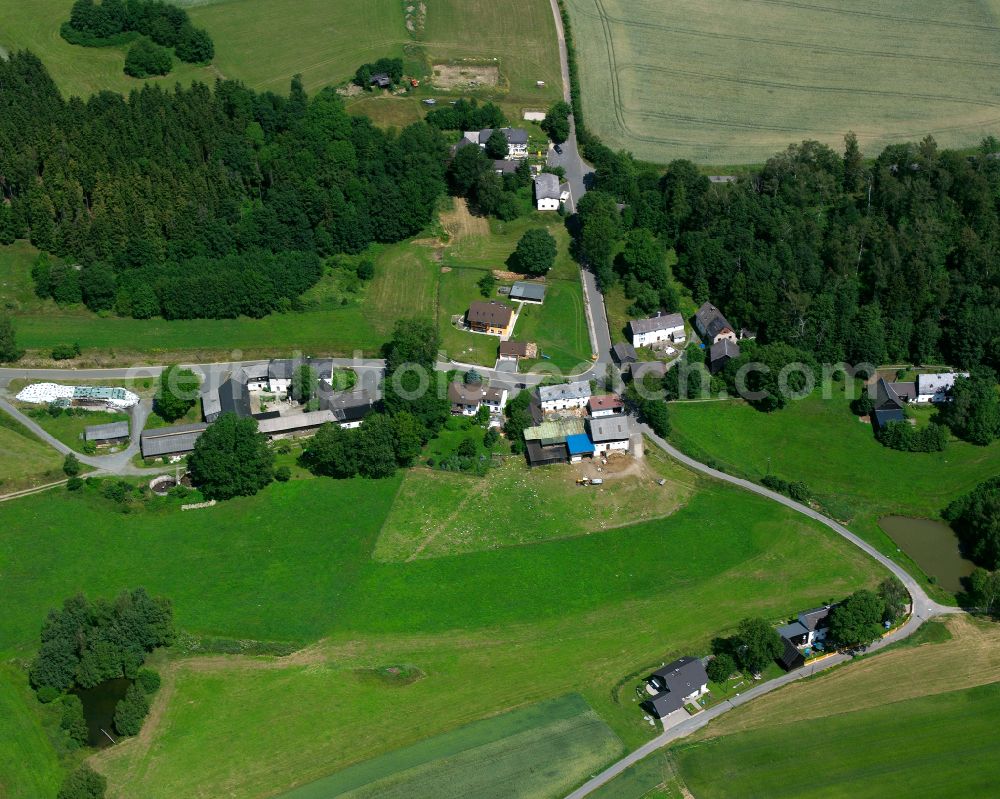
[438,198,490,242]
[432,62,500,90]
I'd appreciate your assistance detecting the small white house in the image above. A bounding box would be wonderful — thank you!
[534,173,561,211]
[628,312,685,348]
[537,380,590,413]
[587,416,632,455]
[915,372,969,404]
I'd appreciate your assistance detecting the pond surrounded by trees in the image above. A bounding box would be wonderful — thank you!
[879,516,976,593]
[74,677,131,747]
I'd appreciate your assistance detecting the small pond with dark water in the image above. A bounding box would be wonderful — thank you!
[73,677,131,747]
[879,515,976,593]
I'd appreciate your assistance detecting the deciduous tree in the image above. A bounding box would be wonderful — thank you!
[188,413,274,500]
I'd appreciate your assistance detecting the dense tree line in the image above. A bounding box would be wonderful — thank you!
[425,99,507,131]
[943,373,1000,445]
[574,134,1000,377]
[62,0,214,64]
[30,589,174,695]
[446,144,530,220]
[944,477,1000,569]
[875,419,948,452]
[0,52,448,320]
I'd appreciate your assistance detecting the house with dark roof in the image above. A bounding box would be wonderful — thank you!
[510,281,546,304]
[777,605,832,649]
[318,386,377,429]
[140,422,208,459]
[467,301,515,337]
[611,342,637,366]
[709,339,740,374]
[474,127,529,158]
[694,302,737,345]
[587,415,633,455]
[370,73,391,88]
[498,340,534,360]
[525,439,568,467]
[628,312,685,348]
[643,656,709,718]
[84,421,129,446]
[493,159,519,175]
[448,382,508,417]
[871,377,909,430]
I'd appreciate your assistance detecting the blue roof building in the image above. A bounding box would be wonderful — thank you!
[566,433,595,462]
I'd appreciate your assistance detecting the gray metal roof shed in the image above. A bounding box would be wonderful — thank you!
[84,421,129,442]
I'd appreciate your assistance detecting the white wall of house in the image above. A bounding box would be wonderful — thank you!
[591,408,620,419]
[536,197,560,211]
[593,439,629,455]
[269,378,291,394]
[339,420,364,430]
[632,325,684,348]
[246,378,269,391]
[540,397,588,412]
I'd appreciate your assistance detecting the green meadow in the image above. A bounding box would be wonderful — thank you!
[0,409,65,494]
[673,681,1000,798]
[0,469,885,798]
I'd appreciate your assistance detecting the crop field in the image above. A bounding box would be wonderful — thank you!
[668,381,1000,591]
[375,444,698,561]
[0,472,885,797]
[279,694,621,799]
[564,0,1000,164]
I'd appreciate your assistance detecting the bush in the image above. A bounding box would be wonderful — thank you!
[63,453,82,477]
[706,653,736,683]
[275,465,291,482]
[66,477,84,491]
[356,259,375,280]
[101,479,131,503]
[483,427,499,448]
[114,682,150,736]
[57,764,106,799]
[124,37,172,78]
[136,668,161,695]
[59,694,88,748]
[876,420,948,452]
[36,685,61,704]
[52,342,81,360]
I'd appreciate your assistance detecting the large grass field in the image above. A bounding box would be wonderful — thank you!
[279,694,621,799]
[668,381,1000,593]
[0,665,64,799]
[0,469,886,798]
[565,0,1000,164]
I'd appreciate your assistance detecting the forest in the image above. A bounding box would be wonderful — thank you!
[575,135,1000,374]
[0,52,448,320]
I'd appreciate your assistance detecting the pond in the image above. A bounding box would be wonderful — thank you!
[879,516,977,593]
[74,677,131,747]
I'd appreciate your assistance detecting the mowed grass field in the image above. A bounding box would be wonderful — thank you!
[0,472,886,798]
[278,694,621,799]
[375,443,698,561]
[0,665,63,799]
[668,381,1000,593]
[564,0,1000,164]
[670,615,1000,798]
[0,409,65,494]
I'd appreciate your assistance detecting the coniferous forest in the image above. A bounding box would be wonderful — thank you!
[0,52,448,319]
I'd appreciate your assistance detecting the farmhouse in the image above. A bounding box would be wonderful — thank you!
[467,301,515,337]
[537,380,591,413]
[240,362,270,391]
[533,173,561,211]
[267,358,334,394]
[587,395,624,418]
[628,312,685,348]
[468,127,529,158]
[694,302,737,345]
[509,281,546,304]
[644,656,709,718]
[202,374,252,423]
[523,418,586,467]
[611,342,638,366]
[83,421,129,447]
[448,382,508,417]
[140,422,208,459]
[709,339,740,374]
[587,415,633,455]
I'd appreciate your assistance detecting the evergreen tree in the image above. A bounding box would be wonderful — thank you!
[0,313,21,362]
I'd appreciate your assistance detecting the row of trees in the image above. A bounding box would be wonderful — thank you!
[944,477,1000,570]
[2,52,448,320]
[425,99,506,131]
[63,0,214,63]
[30,588,174,695]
